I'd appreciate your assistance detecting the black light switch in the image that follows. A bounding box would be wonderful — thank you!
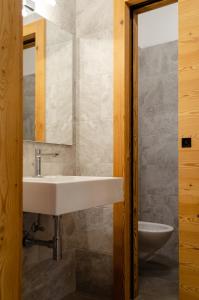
[182,137,192,148]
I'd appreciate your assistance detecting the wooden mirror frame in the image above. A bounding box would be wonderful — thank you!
[23,19,46,142]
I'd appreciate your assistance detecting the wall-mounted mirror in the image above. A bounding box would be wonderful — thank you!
[23,0,74,145]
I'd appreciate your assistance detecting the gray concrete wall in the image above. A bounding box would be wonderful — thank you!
[46,21,73,145]
[138,41,178,262]
[74,0,114,296]
[23,75,35,141]
[23,0,114,298]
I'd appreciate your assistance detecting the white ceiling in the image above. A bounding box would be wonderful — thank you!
[138,3,178,48]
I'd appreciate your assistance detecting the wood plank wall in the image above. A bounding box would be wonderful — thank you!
[0,0,22,298]
[179,0,199,299]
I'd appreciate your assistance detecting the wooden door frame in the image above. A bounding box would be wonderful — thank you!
[23,19,46,142]
[0,0,22,298]
[113,0,177,299]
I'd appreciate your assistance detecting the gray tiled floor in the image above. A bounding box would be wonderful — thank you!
[137,255,179,300]
[65,256,178,300]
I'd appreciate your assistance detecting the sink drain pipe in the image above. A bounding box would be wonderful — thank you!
[23,215,62,261]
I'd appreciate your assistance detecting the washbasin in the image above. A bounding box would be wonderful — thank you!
[23,176,123,215]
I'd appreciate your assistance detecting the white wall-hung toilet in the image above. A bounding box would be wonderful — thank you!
[138,221,174,261]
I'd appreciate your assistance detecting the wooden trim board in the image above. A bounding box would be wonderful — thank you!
[113,1,131,299]
[23,19,46,142]
[0,0,22,298]
[132,12,139,298]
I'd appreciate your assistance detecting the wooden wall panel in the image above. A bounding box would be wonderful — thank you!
[0,0,22,298]
[179,0,199,299]
[113,0,131,299]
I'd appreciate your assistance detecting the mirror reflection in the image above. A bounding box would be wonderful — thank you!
[23,0,73,145]
[23,46,36,141]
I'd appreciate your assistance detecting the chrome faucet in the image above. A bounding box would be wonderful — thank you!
[35,148,59,177]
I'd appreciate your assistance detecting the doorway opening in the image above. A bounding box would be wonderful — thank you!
[130,1,178,299]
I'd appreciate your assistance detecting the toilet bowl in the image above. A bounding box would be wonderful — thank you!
[138,221,174,261]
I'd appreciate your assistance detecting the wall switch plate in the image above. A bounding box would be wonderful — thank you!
[182,137,192,148]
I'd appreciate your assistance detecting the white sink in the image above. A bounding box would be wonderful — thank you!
[23,176,123,215]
